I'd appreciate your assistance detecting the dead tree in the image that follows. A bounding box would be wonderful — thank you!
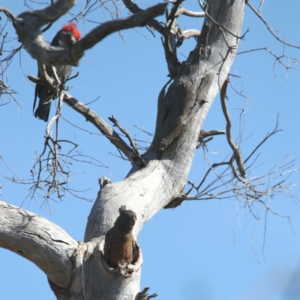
[0,0,298,299]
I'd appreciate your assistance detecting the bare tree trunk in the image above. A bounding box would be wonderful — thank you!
[0,1,244,299]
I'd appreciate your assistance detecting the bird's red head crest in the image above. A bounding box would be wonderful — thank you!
[62,22,81,41]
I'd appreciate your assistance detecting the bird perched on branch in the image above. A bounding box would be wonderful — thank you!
[33,22,81,122]
[104,206,139,270]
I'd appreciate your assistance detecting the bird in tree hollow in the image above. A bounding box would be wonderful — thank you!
[33,23,81,122]
[104,206,139,269]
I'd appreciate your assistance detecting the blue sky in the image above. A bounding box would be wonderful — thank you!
[1,1,300,299]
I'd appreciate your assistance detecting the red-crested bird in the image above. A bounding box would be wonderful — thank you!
[33,23,81,121]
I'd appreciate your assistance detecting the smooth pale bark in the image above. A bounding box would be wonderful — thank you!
[0,1,245,299]
[85,0,245,239]
[0,200,77,287]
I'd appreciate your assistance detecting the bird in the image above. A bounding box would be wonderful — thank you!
[104,206,139,270]
[33,22,81,122]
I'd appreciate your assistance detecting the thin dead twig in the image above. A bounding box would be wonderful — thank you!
[246,0,300,49]
[109,115,147,167]
[27,74,136,163]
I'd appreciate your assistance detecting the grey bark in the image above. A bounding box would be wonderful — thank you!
[0,0,245,299]
[0,200,77,287]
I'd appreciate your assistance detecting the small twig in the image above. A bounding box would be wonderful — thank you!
[109,115,147,167]
[0,154,24,182]
[246,0,300,49]
[133,125,154,137]
[0,32,8,55]
[244,115,282,165]
[122,0,166,36]
[258,0,265,14]
[238,47,300,74]
[61,117,101,136]
[66,71,79,82]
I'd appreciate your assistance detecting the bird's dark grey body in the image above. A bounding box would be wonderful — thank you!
[33,30,73,122]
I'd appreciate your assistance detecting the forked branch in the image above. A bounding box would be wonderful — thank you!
[15,3,167,66]
[122,0,203,77]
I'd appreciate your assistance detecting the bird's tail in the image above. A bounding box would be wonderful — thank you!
[34,88,53,122]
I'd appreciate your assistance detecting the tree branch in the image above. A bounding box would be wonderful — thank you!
[28,75,136,163]
[246,0,300,49]
[122,0,166,36]
[181,29,201,39]
[175,7,205,18]
[15,3,167,66]
[64,94,137,163]
[0,6,16,22]
[0,200,77,288]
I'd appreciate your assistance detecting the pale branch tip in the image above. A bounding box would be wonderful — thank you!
[0,6,16,23]
[99,177,111,190]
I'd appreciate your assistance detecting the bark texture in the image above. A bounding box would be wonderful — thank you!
[0,0,245,299]
[0,200,77,287]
